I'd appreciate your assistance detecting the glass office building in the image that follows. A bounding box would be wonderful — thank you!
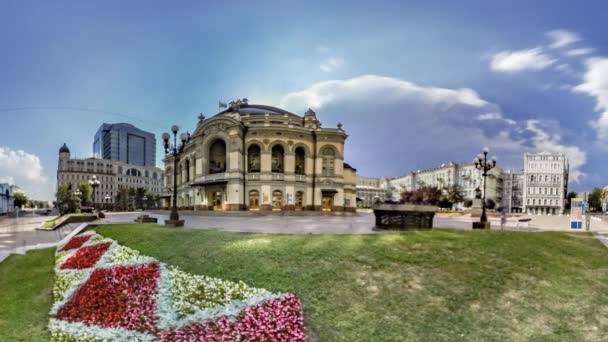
[93,123,156,167]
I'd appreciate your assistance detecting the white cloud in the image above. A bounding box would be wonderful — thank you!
[279,74,584,181]
[0,147,51,200]
[477,112,517,125]
[477,112,503,120]
[566,47,594,57]
[281,74,488,110]
[319,57,344,72]
[490,48,555,73]
[546,29,580,49]
[574,58,608,145]
[316,45,330,54]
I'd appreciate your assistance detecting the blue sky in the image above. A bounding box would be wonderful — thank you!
[1,0,607,200]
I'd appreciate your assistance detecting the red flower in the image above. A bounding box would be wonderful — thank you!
[60,234,92,252]
[159,294,306,342]
[60,242,111,270]
[56,262,160,333]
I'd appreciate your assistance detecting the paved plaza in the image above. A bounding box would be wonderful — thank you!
[3,210,608,263]
[0,215,80,262]
[101,210,608,233]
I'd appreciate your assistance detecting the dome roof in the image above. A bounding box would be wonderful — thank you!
[59,143,70,154]
[217,104,299,117]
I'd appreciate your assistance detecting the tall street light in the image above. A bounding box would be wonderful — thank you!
[104,194,111,212]
[473,147,497,229]
[162,125,190,227]
[88,175,100,209]
[74,189,82,212]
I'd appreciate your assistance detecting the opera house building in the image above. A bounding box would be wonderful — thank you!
[163,100,357,212]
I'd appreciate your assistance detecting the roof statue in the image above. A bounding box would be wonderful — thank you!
[304,108,316,116]
[229,98,249,112]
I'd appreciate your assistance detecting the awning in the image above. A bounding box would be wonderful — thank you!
[321,189,338,194]
[190,180,228,187]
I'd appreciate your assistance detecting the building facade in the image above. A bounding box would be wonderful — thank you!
[163,101,357,212]
[356,176,389,207]
[58,143,164,205]
[0,183,14,215]
[93,123,156,167]
[501,170,524,213]
[386,162,504,206]
[522,151,569,215]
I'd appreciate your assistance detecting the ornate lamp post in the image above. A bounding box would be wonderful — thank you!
[473,147,497,229]
[162,125,190,227]
[104,194,111,212]
[73,189,82,212]
[88,175,100,209]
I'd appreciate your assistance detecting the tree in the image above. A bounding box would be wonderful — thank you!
[13,192,28,209]
[56,184,79,214]
[401,186,442,205]
[444,184,464,209]
[565,191,578,210]
[463,199,473,208]
[588,188,603,211]
[135,187,146,209]
[485,198,496,210]
[78,182,93,207]
[128,188,137,211]
[114,188,130,211]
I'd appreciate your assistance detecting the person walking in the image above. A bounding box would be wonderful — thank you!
[500,209,507,231]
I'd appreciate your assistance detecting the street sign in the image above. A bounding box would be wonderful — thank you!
[570,198,583,230]
[583,202,589,212]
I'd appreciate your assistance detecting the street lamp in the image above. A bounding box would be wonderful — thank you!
[142,195,148,211]
[473,147,497,229]
[73,189,82,211]
[88,175,100,210]
[162,125,190,227]
[104,194,111,212]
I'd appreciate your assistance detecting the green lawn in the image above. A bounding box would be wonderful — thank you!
[0,248,55,341]
[2,225,608,341]
[97,225,608,341]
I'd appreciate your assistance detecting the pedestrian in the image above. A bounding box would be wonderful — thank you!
[500,209,507,231]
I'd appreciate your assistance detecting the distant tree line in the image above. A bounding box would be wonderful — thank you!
[396,184,497,210]
[11,192,50,209]
[55,182,160,215]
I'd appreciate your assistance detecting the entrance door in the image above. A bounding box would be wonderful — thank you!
[212,191,223,210]
[295,191,304,210]
[322,195,333,211]
[272,190,283,210]
[249,191,260,210]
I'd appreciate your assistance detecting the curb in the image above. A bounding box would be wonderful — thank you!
[0,223,90,264]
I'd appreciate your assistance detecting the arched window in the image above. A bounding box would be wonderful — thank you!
[153,172,157,180]
[321,147,335,176]
[118,166,123,174]
[249,190,260,209]
[248,144,261,172]
[209,140,226,174]
[295,147,305,175]
[271,145,284,173]
[185,159,190,182]
[145,170,149,178]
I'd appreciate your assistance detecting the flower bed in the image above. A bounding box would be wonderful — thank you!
[50,231,306,341]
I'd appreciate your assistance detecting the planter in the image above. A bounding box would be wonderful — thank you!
[134,214,158,223]
[373,204,438,230]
